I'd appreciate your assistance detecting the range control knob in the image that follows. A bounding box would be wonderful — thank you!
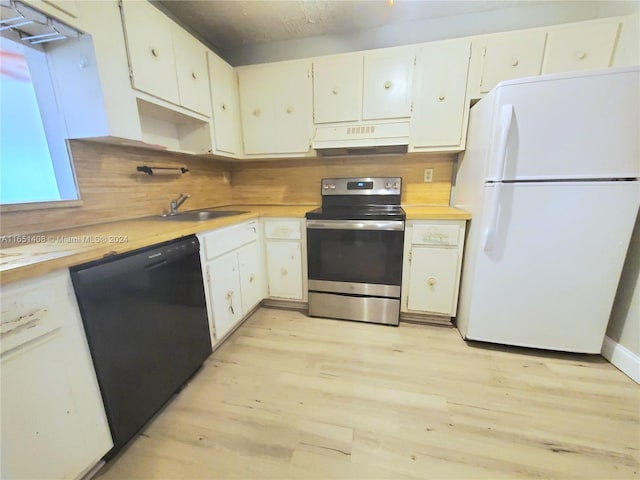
[393,183,399,189]
[329,184,336,189]
[385,183,392,189]
[323,184,329,190]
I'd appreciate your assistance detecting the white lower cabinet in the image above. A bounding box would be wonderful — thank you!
[1,270,112,479]
[401,220,466,319]
[206,250,244,340]
[199,220,265,344]
[262,218,307,301]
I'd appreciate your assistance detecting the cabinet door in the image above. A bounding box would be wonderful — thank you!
[173,28,211,115]
[407,247,459,315]
[412,39,471,148]
[239,61,312,155]
[274,60,313,153]
[238,241,264,313]
[362,48,414,120]
[238,65,277,154]
[313,54,362,123]
[480,31,546,94]
[542,21,619,75]
[42,0,80,17]
[121,0,179,104]
[266,240,303,300]
[208,51,242,155]
[1,272,112,479]
[206,252,243,339]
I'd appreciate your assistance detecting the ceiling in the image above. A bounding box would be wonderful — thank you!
[156,0,636,65]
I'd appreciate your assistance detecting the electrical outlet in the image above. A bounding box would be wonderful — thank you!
[423,168,433,183]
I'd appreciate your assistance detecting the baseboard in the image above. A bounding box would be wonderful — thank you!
[601,336,640,384]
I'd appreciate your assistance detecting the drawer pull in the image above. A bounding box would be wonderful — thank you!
[332,87,339,95]
[281,268,288,276]
[438,95,445,101]
[151,47,159,58]
[576,51,587,60]
[511,59,519,67]
[191,71,197,80]
[384,80,392,90]
[427,277,437,287]
[286,106,294,114]
[226,291,235,315]
[249,274,255,283]
[222,103,227,111]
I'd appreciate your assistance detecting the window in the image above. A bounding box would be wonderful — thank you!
[0,14,80,205]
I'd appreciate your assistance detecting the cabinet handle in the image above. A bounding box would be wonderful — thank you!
[253,108,261,117]
[384,80,392,90]
[151,47,159,58]
[281,268,288,276]
[332,87,339,95]
[222,103,227,111]
[249,274,255,283]
[438,95,445,101]
[427,277,437,287]
[576,51,587,60]
[286,106,294,114]
[192,71,197,80]
[226,291,235,315]
[511,59,519,67]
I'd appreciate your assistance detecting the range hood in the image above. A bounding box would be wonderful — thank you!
[312,122,410,156]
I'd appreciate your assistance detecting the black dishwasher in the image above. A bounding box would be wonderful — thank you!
[70,235,212,459]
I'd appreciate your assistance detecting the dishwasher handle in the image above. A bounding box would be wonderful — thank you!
[71,236,200,285]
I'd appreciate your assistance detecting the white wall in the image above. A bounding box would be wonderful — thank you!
[226,1,638,65]
[607,212,640,357]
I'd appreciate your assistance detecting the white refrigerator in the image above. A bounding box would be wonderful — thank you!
[453,67,639,353]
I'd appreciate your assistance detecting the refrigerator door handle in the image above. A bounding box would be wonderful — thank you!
[483,184,502,252]
[492,104,514,181]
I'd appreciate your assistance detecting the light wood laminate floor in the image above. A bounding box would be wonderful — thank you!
[97,308,640,479]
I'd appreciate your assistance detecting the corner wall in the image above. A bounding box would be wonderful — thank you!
[603,211,640,383]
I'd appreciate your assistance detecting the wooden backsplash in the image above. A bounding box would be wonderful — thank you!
[0,141,232,235]
[230,153,455,205]
[0,145,455,235]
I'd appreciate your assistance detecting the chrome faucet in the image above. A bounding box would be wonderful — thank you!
[169,193,190,215]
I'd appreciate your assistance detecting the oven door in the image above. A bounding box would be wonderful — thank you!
[306,220,404,295]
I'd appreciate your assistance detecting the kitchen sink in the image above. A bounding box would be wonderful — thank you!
[160,210,248,221]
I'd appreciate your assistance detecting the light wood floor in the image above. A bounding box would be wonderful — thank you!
[97,308,640,479]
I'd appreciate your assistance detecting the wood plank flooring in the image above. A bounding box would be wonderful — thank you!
[96,308,640,479]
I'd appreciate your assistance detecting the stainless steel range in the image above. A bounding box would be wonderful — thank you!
[306,177,406,326]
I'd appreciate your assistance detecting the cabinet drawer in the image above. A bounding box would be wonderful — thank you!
[411,224,459,246]
[1,273,66,355]
[201,221,258,261]
[264,219,301,240]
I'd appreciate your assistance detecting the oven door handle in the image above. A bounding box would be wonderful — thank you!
[306,220,404,231]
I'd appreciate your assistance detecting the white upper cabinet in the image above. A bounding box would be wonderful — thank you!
[121,0,211,116]
[313,54,363,123]
[208,51,243,155]
[411,39,471,151]
[121,0,180,104]
[542,20,620,75]
[173,28,212,116]
[613,13,640,67]
[362,48,415,120]
[479,31,546,94]
[238,60,313,155]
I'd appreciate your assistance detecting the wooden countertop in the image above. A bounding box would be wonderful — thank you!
[0,204,469,285]
[403,205,471,220]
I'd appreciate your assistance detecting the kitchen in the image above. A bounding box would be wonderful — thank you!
[0,1,639,478]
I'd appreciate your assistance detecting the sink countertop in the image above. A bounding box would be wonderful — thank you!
[0,204,470,285]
